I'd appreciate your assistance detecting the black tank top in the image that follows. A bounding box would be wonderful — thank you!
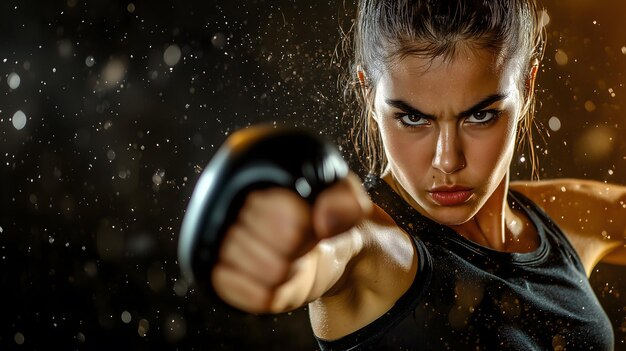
[316,178,614,350]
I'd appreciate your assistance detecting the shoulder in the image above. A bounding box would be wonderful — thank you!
[510,178,626,273]
[509,178,625,220]
[311,204,418,340]
[510,178,622,200]
[338,204,417,298]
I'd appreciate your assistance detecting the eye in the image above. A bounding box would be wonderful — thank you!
[465,110,500,124]
[399,114,430,127]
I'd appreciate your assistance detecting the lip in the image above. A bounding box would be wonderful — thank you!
[428,186,473,206]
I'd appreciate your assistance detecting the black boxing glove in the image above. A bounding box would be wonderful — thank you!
[178,125,349,297]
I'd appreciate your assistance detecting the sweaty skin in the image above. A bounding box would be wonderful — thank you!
[372,48,525,251]
[212,48,626,341]
[312,49,625,339]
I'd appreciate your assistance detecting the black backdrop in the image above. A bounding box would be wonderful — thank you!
[1,0,625,350]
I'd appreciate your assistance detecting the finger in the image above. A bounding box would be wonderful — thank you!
[219,224,291,287]
[239,188,315,257]
[212,264,273,314]
[312,173,373,238]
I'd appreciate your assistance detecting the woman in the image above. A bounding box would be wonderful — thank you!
[211,0,626,349]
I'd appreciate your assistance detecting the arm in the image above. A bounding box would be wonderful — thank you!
[212,173,418,340]
[212,174,373,314]
[511,179,626,274]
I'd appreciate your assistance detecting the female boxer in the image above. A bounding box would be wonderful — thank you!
[210,1,626,349]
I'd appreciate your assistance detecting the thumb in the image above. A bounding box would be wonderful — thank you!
[312,173,373,239]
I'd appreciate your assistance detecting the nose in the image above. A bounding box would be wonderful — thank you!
[432,123,466,174]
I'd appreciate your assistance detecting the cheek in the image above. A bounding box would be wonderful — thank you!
[378,122,433,173]
[466,117,518,177]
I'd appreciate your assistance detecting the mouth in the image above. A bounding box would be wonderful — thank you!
[427,186,473,206]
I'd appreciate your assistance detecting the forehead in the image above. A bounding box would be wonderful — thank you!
[376,48,522,106]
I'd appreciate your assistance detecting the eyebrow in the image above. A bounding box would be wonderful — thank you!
[385,93,509,119]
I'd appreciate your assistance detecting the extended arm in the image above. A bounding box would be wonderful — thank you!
[212,174,372,314]
[212,173,418,343]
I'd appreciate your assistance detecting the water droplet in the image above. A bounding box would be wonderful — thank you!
[548,116,561,131]
[152,171,164,186]
[576,126,615,162]
[138,319,150,337]
[7,72,20,89]
[584,100,596,112]
[102,59,126,87]
[163,44,181,67]
[85,56,95,67]
[121,311,132,324]
[14,332,25,345]
[555,49,568,66]
[211,33,227,49]
[12,110,27,130]
[106,149,116,161]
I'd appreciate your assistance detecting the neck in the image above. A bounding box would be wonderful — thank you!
[451,174,526,251]
[383,171,530,252]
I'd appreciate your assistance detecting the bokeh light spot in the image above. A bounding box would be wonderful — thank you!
[12,110,27,130]
[163,44,182,66]
[555,49,569,66]
[548,116,561,131]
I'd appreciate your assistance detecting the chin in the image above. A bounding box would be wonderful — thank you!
[422,204,476,226]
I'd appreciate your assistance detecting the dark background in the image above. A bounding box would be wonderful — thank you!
[0,0,625,350]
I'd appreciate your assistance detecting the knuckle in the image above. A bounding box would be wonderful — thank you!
[219,225,242,259]
[241,188,314,255]
[211,264,274,314]
[265,256,291,284]
[278,227,302,252]
[251,289,274,313]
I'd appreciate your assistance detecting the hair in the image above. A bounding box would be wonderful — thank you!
[342,0,546,178]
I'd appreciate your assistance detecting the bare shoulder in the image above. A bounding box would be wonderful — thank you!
[509,178,625,222]
[510,178,624,201]
[355,204,418,294]
[510,178,626,273]
[310,203,418,340]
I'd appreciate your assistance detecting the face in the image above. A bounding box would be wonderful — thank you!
[372,48,524,225]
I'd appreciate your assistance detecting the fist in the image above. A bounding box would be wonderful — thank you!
[211,173,371,313]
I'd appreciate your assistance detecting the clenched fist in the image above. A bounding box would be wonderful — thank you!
[212,173,371,313]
